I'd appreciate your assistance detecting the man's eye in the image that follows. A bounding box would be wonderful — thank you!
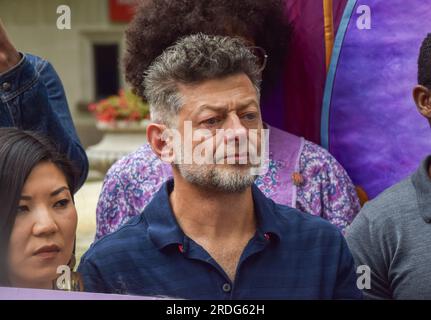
[202,118,221,126]
[54,199,70,209]
[242,113,257,121]
[17,206,29,214]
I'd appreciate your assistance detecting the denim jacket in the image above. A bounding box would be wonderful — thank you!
[0,53,88,189]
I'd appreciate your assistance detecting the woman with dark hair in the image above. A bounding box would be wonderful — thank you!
[0,128,81,290]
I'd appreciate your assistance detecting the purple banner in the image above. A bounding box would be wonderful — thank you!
[262,0,347,144]
[0,286,169,300]
[324,0,431,198]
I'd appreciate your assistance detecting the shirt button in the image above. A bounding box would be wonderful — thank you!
[1,82,11,91]
[222,283,231,293]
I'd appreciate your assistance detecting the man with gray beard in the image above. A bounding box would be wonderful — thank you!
[78,34,361,299]
[169,120,265,194]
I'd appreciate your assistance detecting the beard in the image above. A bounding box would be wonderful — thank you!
[176,162,257,193]
[172,131,266,193]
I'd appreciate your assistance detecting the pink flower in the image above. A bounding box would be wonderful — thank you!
[88,103,97,112]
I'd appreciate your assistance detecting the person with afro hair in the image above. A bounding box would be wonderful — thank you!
[123,0,289,101]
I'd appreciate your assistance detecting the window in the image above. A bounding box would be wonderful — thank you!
[93,44,120,99]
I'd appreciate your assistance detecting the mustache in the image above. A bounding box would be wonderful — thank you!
[213,140,260,164]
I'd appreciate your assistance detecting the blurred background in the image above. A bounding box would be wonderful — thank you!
[0,0,141,147]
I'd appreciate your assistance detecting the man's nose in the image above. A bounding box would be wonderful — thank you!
[224,114,247,142]
[32,208,59,237]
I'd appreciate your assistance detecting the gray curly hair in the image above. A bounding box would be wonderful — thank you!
[143,33,262,126]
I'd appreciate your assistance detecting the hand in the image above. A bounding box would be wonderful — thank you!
[0,19,21,74]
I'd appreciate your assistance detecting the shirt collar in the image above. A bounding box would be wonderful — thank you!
[411,155,431,223]
[144,179,185,250]
[250,183,283,241]
[144,179,283,251]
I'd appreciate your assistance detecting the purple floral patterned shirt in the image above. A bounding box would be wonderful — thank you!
[96,126,360,238]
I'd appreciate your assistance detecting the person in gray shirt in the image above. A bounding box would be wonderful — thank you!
[346,33,431,300]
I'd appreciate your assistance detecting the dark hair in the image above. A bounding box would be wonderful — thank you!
[124,0,291,100]
[0,128,78,286]
[418,33,431,89]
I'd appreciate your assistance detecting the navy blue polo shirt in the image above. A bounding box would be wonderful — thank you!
[78,179,362,299]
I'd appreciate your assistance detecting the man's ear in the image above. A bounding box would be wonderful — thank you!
[413,85,431,119]
[146,123,169,160]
